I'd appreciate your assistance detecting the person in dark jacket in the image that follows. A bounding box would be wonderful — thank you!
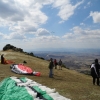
[91,59,100,85]
[1,54,4,64]
[58,59,62,70]
[48,58,54,78]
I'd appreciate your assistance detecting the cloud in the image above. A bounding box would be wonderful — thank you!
[36,28,50,36]
[33,35,60,42]
[9,25,37,34]
[84,1,91,9]
[1,25,100,50]
[52,0,84,21]
[0,32,4,36]
[0,0,48,34]
[90,11,100,23]
[29,26,100,49]
[21,35,61,50]
[31,35,62,49]
[0,0,84,36]
[63,26,100,41]
[0,0,100,50]
[0,0,25,21]
[3,32,26,39]
[61,26,100,48]
[80,23,85,26]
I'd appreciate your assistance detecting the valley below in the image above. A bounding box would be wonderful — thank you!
[33,50,100,75]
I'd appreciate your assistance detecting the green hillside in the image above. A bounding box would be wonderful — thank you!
[0,51,100,100]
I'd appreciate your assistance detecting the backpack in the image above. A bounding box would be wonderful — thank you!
[91,64,98,77]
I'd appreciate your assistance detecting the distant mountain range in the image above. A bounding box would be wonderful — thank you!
[30,48,100,54]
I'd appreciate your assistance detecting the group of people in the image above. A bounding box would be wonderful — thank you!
[53,59,62,70]
[90,59,100,86]
[49,58,100,85]
[48,58,62,78]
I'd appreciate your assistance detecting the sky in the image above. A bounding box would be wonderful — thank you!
[0,0,100,51]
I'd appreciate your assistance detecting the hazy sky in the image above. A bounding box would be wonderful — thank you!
[0,0,100,51]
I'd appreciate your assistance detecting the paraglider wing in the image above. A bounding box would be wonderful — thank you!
[17,64,33,74]
[10,64,40,76]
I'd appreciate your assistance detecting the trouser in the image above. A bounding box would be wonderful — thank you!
[93,77,99,85]
[59,65,62,69]
[54,65,57,69]
[49,69,53,77]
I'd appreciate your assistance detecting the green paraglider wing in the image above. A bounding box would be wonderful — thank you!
[0,77,33,100]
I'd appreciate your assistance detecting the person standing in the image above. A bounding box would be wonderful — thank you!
[54,59,57,69]
[91,59,100,85]
[48,58,54,78]
[58,59,62,70]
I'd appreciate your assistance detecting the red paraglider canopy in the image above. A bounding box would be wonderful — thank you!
[17,64,33,73]
[10,64,41,76]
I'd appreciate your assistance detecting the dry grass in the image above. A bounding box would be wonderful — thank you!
[0,51,100,100]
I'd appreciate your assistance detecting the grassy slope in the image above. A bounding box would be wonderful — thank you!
[0,51,100,100]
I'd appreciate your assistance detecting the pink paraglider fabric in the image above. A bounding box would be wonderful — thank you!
[17,64,33,73]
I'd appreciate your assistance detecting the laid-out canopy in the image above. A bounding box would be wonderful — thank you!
[0,77,34,100]
[10,64,40,76]
[0,76,71,100]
